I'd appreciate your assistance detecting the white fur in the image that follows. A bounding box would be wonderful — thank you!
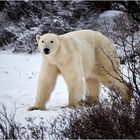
[28,30,131,111]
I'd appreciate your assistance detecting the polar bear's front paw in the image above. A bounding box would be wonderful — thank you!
[67,104,79,109]
[28,106,46,111]
[61,104,78,109]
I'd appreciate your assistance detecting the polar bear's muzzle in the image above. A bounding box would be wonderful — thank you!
[44,48,50,55]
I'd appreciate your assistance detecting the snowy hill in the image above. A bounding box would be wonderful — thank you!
[0,51,68,123]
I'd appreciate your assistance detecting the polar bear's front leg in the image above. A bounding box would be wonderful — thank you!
[28,61,58,111]
[63,69,84,108]
[68,76,84,108]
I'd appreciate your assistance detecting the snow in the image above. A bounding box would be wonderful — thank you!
[98,10,123,30]
[99,10,123,19]
[0,51,110,124]
[0,51,68,123]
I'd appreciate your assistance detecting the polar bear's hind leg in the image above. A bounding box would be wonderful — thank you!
[85,78,100,105]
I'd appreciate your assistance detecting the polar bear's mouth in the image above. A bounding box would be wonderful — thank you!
[44,48,50,54]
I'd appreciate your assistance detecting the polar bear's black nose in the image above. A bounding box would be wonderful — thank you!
[44,48,50,54]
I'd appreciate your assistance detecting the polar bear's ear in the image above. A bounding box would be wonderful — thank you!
[36,35,41,42]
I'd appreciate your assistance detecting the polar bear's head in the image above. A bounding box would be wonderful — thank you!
[36,34,60,55]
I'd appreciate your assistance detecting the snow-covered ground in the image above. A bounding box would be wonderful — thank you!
[0,51,111,124]
[0,51,68,123]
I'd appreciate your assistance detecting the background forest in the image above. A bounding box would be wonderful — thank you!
[0,1,139,53]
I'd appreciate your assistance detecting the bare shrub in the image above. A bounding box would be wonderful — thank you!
[51,94,140,139]
[0,104,52,139]
[99,13,140,97]
[1,92,140,139]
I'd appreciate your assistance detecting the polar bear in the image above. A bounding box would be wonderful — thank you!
[28,30,131,111]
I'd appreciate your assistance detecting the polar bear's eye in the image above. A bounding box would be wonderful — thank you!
[50,40,54,43]
[42,41,44,43]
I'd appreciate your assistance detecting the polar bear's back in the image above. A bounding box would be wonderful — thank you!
[61,30,119,78]
[62,29,98,37]
[61,30,111,49]
[62,30,102,42]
